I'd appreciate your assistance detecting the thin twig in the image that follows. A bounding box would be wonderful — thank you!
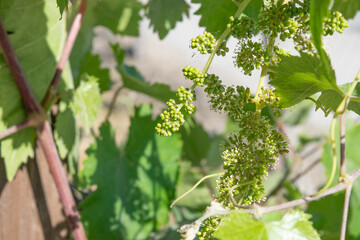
[253,167,360,215]
[0,119,36,140]
[0,20,43,115]
[171,172,224,208]
[340,182,352,240]
[340,113,346,177]
[43,0,88,110]
[105,85,124,122]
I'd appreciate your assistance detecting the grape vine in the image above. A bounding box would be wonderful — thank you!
[156,0,352,239]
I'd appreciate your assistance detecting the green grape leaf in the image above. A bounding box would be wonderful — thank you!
[215,211,319,240]
[70,75,102,133]
[54,97,80,177]
[269,53,338,108]
[317,82,360,115]
[0,0,66,180]
[283,101,313,126]
[180,117,211,166]
[57,0,68,16]
[78,52,111,92]
[79,104,182,239]
[70,0,143,82]
[266,210,320,240]
[191,0,263,37]
[146,0,189,39]
[112,45,177,102]
[215,212,267,240]
[332,0,360,20]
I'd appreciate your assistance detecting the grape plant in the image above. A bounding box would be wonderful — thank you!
[0,0,360,240]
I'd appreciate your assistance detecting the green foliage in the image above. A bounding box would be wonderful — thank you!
[56,0,68,16]
[332,0,360,20]
[215,210,320,240]
[70,75,102,134]
[146,0,189,39]
[180,118,211,166]
[54,97,80,176]
[270,53,338,108]
[80,105,183,239]
[70,0,143,81]
[0,0,66,180]
[78,52,111,92]
[317,82,360,115]
[112,44,177,102]
[307,193,345,239]
[191,0,262,36]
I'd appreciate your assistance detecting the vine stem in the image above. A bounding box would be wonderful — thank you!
[340,113,346,177]
[170,172,224,208]
[0,10,87,240]
[36,122,86,239]
[43,0,88,110]
[254,37,275,110]
[315,69,360,196]
[340,182,352,240]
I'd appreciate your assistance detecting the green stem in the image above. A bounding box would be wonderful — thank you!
[336,70,360,115]
[315,117,337,196]
[314,69,360,196]
[254,37,275,110]
[189,0,252,92]
[170,172,224,208]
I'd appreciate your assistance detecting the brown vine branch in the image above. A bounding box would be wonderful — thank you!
[0,13,87,240]
[43,0,87,110]
[340,182,352,240]
[36,122,86,239]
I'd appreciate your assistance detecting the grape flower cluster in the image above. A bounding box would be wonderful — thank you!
[323,11,349,36]
[227,15,256,39]
[191,31,229,56]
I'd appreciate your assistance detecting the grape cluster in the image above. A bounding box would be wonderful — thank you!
[254,87,282,116]
[191,31,216,54]
[155,85,197,137]
[234,40,270,75]
[155,99,184,137]
[204,74,251,117]
[196,217,221,240]
[177,86,196,114]
[216,111,288,207]
[323,11,349,36]
[183,65,207,87]
[190,31,229,56]
[227,15,256,39]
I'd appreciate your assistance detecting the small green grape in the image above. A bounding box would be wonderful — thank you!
[323,11,349,36]
[183,65,207,87]
[227,15,255,39]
